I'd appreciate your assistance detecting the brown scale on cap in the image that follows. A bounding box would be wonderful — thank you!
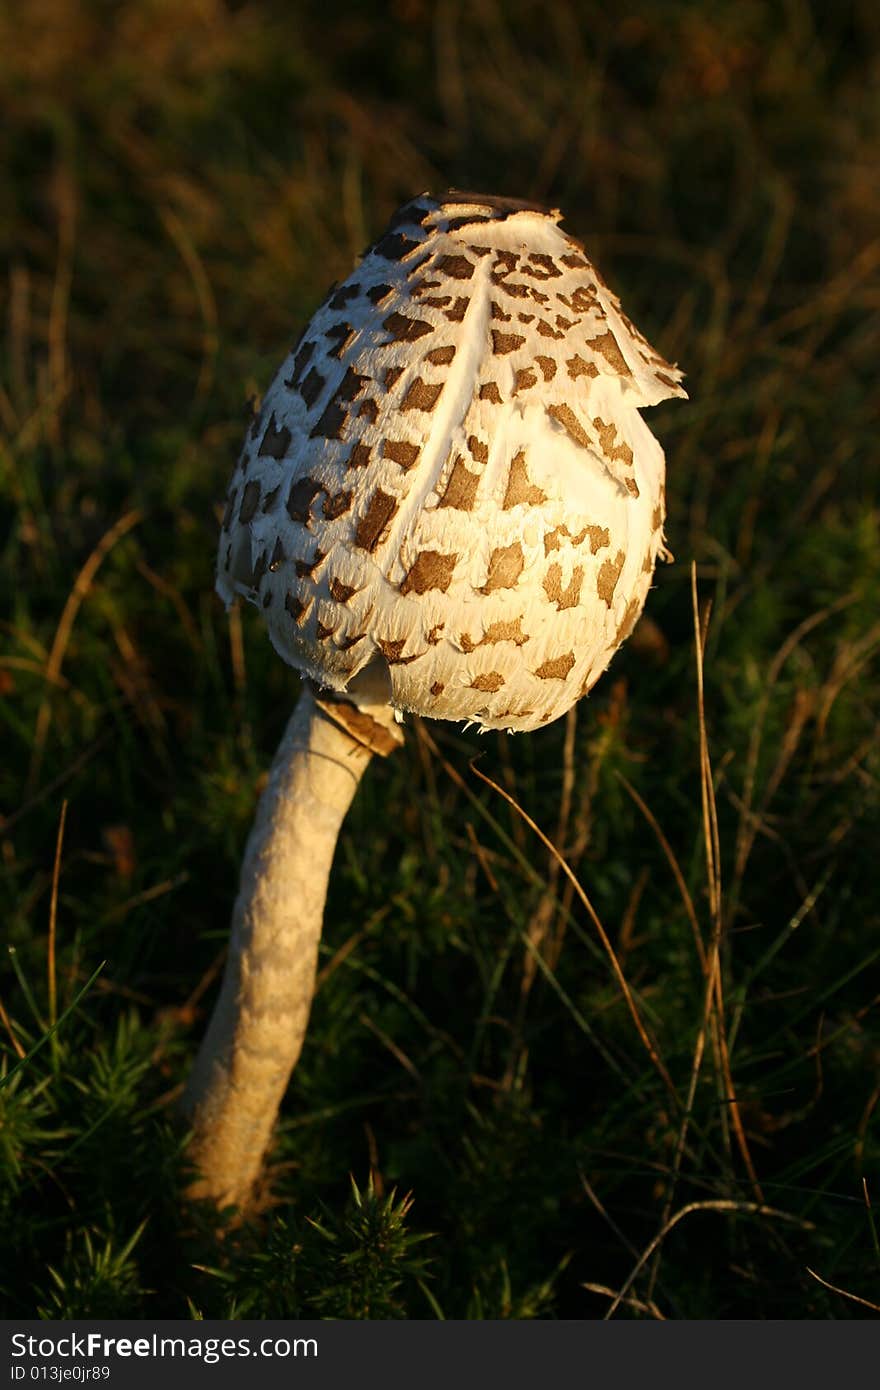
[482,543,525,593]
[355,491,398,552]
[616,595,644,644]
[435,254,475,280]
[471,672,505,692]
[383,440,421,470]
[295,549,326,579]
[372,231,421,261]
[567,354,599,381]
[287,477,323,524]
[284,342,314,388]
[482,617,528,645]
[367,283,393,305]
[535,652,576,680]
[383,312,435,343]
[400,550,458,596]
[443,297,469,322]
[285,592,311,625]
[497,281,531,301]
[322,489,353,520]
[259,415,291,459]
[401,378,443,412]
[467,435,489,464]
[543,564,584,611]
[222,489,238,531]
[543,523,610,556]
[437,457,480,511]
[425,345,456,365]
[252,550,268,587]
[329,283,360,310]
[460,616,528,653]
[513,367,538,395]
[533,356,555,381]
[329,577,358,603]
[325,323,355,358]
[559,286,601,314]
[596,550,626,606]
[548,402,591,450]
[593,418,634,472]
[310,400,348,440]
[589,331,631,375]
[299,368,325,409]
[491,330,525,355]
[336,368,369,402]
[348,442,372,469]
[378,637,421,665]
[503,452,546,509]
[239,480,261,523]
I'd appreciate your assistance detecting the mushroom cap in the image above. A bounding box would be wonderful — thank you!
[217,191,685,733]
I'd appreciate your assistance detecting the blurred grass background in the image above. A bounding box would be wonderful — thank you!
[1,0,878,1318]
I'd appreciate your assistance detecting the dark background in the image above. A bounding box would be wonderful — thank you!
[0,0,878,1318]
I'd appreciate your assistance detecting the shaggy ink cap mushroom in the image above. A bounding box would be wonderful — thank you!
[218,191,686,733]
[186,191,687,1214]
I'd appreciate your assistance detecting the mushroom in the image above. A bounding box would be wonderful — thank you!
[183,191,686,1211]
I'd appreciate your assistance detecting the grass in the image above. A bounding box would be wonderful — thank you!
[1,0,878,1319]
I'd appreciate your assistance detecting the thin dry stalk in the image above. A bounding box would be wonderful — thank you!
[606,1199,814,1319]
[102,872,188,925]
[646,570,765,1301]
[47,162,77,445]
[470,762,677,1102]
[0,995,26,1060]
[519,706,577,1001]
[47,799,68,1064]
[616,772,706,972]
[693,569,763,1195]
[805,1267,880,1314]
[732,593,856,915]
[582,1283,665,1318]
[464,821,499,894]
[228,604,247,705]
[3,734,111,835]
[29,509,143,792]
[135,558,202,652]
[158,203,219,404]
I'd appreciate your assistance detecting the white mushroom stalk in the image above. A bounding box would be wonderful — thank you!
[183,191,686,1211]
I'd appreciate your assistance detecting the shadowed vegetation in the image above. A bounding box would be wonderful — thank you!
[1,0,878,1318]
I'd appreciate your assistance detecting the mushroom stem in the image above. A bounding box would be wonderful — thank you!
[183,681,398,1211]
